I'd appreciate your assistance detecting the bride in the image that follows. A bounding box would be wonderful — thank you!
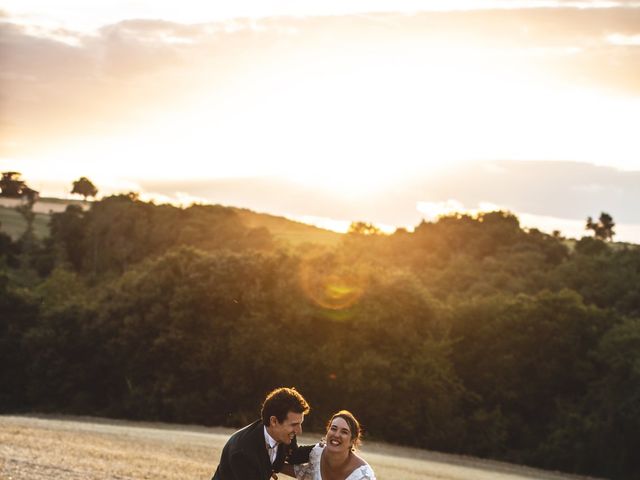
[281,410,376,480]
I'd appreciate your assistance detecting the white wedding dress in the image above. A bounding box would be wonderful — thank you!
[294,444,376,480]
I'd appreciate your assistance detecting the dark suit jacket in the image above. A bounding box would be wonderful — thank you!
[211,420,312,480]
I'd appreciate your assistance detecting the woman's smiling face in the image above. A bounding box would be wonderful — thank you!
[325,416,353,453]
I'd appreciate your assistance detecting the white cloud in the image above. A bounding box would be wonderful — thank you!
[606,33,640,45]
[416,200,466,220]
[4,6,640,243]
[5,0,640,34]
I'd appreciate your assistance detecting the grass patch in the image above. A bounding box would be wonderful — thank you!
[0,206,50,240]
[234,208,342,247]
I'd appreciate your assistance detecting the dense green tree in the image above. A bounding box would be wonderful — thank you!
[450,290,616,465]
[314,270,465,448]
[49,204,87,270]
[347,221,382,236]
[0,229,20,268]
[71,176,98,201]
[552,244,640,317]
[0,275,39,409]
[88,247,280,422]
[23,303,103,411]
[538,317,640,479]
[0,172,38,200]
[15,192,37,242]
[45,195,274,276]
[573,236,608,256]
[587,318,640,478]
[586,212,615,241]
[0,171,26,197]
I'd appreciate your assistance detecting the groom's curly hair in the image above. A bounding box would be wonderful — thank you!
[261,387,310,426]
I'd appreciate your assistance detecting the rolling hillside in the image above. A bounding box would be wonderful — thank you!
[0,197,343,246]
[233,207,342,247]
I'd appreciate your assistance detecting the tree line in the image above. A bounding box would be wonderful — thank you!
[1,188,639,479]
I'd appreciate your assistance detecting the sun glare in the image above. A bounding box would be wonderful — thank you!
[23,46,637,204]
[8,6,639,220]
[183,49,638,191]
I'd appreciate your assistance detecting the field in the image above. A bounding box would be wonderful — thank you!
[0,415,601,480]
[0,197,86,240]
[0,206,50,240]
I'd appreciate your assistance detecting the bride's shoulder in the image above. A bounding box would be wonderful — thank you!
[352,463,376,480]
[309,442,325,461]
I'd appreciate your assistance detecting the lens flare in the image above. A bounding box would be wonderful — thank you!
[298,257,367,311]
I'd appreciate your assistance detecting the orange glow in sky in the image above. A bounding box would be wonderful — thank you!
[2,1,640,240]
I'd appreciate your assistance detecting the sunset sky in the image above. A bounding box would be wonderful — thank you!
[1,1,639,240]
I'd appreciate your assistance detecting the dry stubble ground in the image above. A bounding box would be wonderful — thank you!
[0,415,602,480]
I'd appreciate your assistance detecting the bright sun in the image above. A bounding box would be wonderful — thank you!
[114,48,638,195]
[18,32,640,202]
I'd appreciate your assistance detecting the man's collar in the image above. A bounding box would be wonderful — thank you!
[264,426,278,449]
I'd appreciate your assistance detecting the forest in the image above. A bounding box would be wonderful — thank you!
[1,190,639,480]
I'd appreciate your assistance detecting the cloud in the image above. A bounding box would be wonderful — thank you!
[0,14,315,154]
[135,160,640,231]
[2,7,640,227]
[137,177,386,224]
[2,8,639,108]
[412,160,640,224]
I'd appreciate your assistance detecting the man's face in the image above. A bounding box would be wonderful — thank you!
[268,411,304,445]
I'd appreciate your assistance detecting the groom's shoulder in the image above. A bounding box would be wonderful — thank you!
[228,419,263,446]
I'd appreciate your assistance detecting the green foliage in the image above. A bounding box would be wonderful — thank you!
[36,267,88,314]
[347,221,382,236]
[587,318,640,477]
[86,247,301,422]
[46,195,274,275]
[0,276,39,409]
[0,229,20,268]
[586,212,615,241]
[0,171,32,198]
[23,303,104,412]
[553,243,640,316]
[4,204,640,479]
[305,271,465,448]
[71,176,98,200]
[450,290,615,464]
[574,236,608,256]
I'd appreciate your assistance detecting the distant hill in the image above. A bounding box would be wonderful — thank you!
[232,207,342,247]
[0,196,342,246]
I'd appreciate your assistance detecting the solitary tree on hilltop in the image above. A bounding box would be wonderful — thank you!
[0,171,37,198]
[348,221,382,236]
[71,177,98,201]
[586,212,615,241]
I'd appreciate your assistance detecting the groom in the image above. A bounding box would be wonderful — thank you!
[211,387,313,480]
